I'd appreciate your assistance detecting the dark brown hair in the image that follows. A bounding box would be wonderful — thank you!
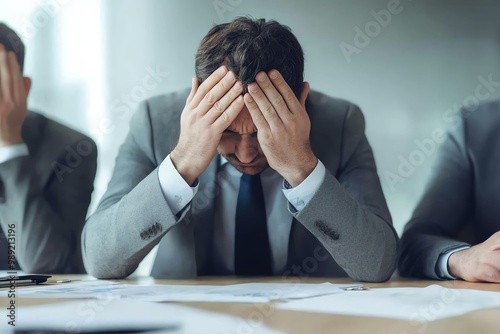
[0,23,25,73]
[195,17,304,97]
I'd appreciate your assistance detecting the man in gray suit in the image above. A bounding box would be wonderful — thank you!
[0,23,97,273]
[399,101,500,282]
[83,17,397,282]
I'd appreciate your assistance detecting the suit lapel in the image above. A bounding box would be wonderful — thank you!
[22,112,50,188]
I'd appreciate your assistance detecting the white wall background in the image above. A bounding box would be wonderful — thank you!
[1,0,499,245]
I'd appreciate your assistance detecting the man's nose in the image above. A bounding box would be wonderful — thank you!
[235,136,258,163]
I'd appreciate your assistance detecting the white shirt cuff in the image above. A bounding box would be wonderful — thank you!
[437,245,471,279]
[158,154,198,215]
[282,159,325,212]
[0,143,29,164]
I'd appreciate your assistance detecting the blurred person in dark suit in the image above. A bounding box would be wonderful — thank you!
[399,101,500,282]
[0,23,97,273]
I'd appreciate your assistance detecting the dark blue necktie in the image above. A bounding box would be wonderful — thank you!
[234,173,272,276]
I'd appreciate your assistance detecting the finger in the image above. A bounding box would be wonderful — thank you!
[268,70,303,114]
[212,94,244,132]
[9,52,24,102]
[205,80,243,123]
[244,93,270,132]
[186,77,198,105]
[0,44,11,100]
[248,82,282,130]
[255,71,290,121]
[299,81,310,108]
[189,65,228,107]
[197,70,237,115]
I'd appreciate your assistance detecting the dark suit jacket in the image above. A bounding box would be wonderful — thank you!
[399,100,500,279]
[82,90,398,282]
[0,111,97,273]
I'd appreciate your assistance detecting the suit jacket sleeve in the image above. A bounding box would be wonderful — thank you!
[399,114,472,279]
[293,104,398,282]
[0,138,97,274]
[82,101,182,279]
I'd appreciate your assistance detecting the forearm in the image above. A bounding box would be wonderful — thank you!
[0,156,80,273]
[82,169,182,279]
[399,224,470,279]
[295,172,398,282]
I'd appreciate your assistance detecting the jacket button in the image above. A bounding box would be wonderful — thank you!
[315,221,339,241]
[314,220,324,228]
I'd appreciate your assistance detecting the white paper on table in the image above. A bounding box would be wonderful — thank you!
[126,282,359,302]
[200,283,360,300]
[0,281,360,303]
[0,280,122,297]
[0,281,266,303]
[0,299,283,334]
[277,285,500,321]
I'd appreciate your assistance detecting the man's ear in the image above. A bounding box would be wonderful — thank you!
[23,77,32,94]
[299,81,310,107]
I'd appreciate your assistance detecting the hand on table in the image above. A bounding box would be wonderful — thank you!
[244,70,317,187]
[448,231,500,282]
[171,66,245,185]
[0,44,28,147]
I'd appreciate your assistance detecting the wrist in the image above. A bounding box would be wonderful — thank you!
[170,149,198,186]
[0,134,24,147]
[282,155,318,187]
[448,249,467,280]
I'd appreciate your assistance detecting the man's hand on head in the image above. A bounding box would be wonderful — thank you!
[244,70,317,187]
[170,65,245,185]
[448,231,500,283]
[0,44,28,147]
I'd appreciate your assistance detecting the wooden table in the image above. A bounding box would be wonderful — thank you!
[3,275,500,334]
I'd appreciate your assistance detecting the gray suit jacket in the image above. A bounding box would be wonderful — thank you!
[0,111,97,273]
[82,90,398,282]
[399,101,500,279]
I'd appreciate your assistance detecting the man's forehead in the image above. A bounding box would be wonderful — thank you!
[227,108,257,134]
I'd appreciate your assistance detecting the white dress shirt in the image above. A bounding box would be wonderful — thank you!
[157,154,326,274]
[0,143,29,164]
[437,245,471,279]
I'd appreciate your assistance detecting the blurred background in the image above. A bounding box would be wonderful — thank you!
[1,0,499,261]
